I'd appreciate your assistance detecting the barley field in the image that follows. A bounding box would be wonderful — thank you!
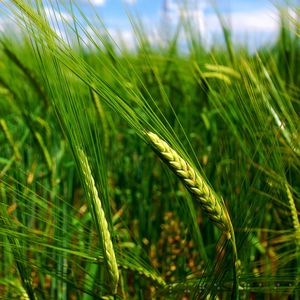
[0,1,299,299]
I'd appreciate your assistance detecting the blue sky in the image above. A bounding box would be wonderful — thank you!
[83,0,283,49]
[86,0,276,26]
[89,0,272,14]
[0,0,296,50]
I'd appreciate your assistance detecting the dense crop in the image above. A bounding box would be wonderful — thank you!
[0,1,299,299]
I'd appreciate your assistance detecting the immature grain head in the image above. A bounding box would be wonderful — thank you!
[119,264,166,287]
[285,182,300,232]
[78,149,119,294]
[146,131,233,237]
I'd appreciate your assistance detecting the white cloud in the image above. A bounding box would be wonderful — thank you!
[81,25,137,51]
[205,9,279,34]
[0,16,22,35]
[203,8,279,49]
[158,1,280,47]
[107,28,137,50]
[160,1,278,36]
[44,7,72,23]
[89,0,106,6]
[159,0,206,36]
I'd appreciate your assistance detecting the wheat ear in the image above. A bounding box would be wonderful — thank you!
[146,131,232,235]
[119,264,166,287]
[285,182,300,232]
[146,131,240,297]
[0,118,21,161]
[78,149,119,294]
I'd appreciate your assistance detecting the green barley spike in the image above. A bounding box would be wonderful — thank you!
[78,149,119,294]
